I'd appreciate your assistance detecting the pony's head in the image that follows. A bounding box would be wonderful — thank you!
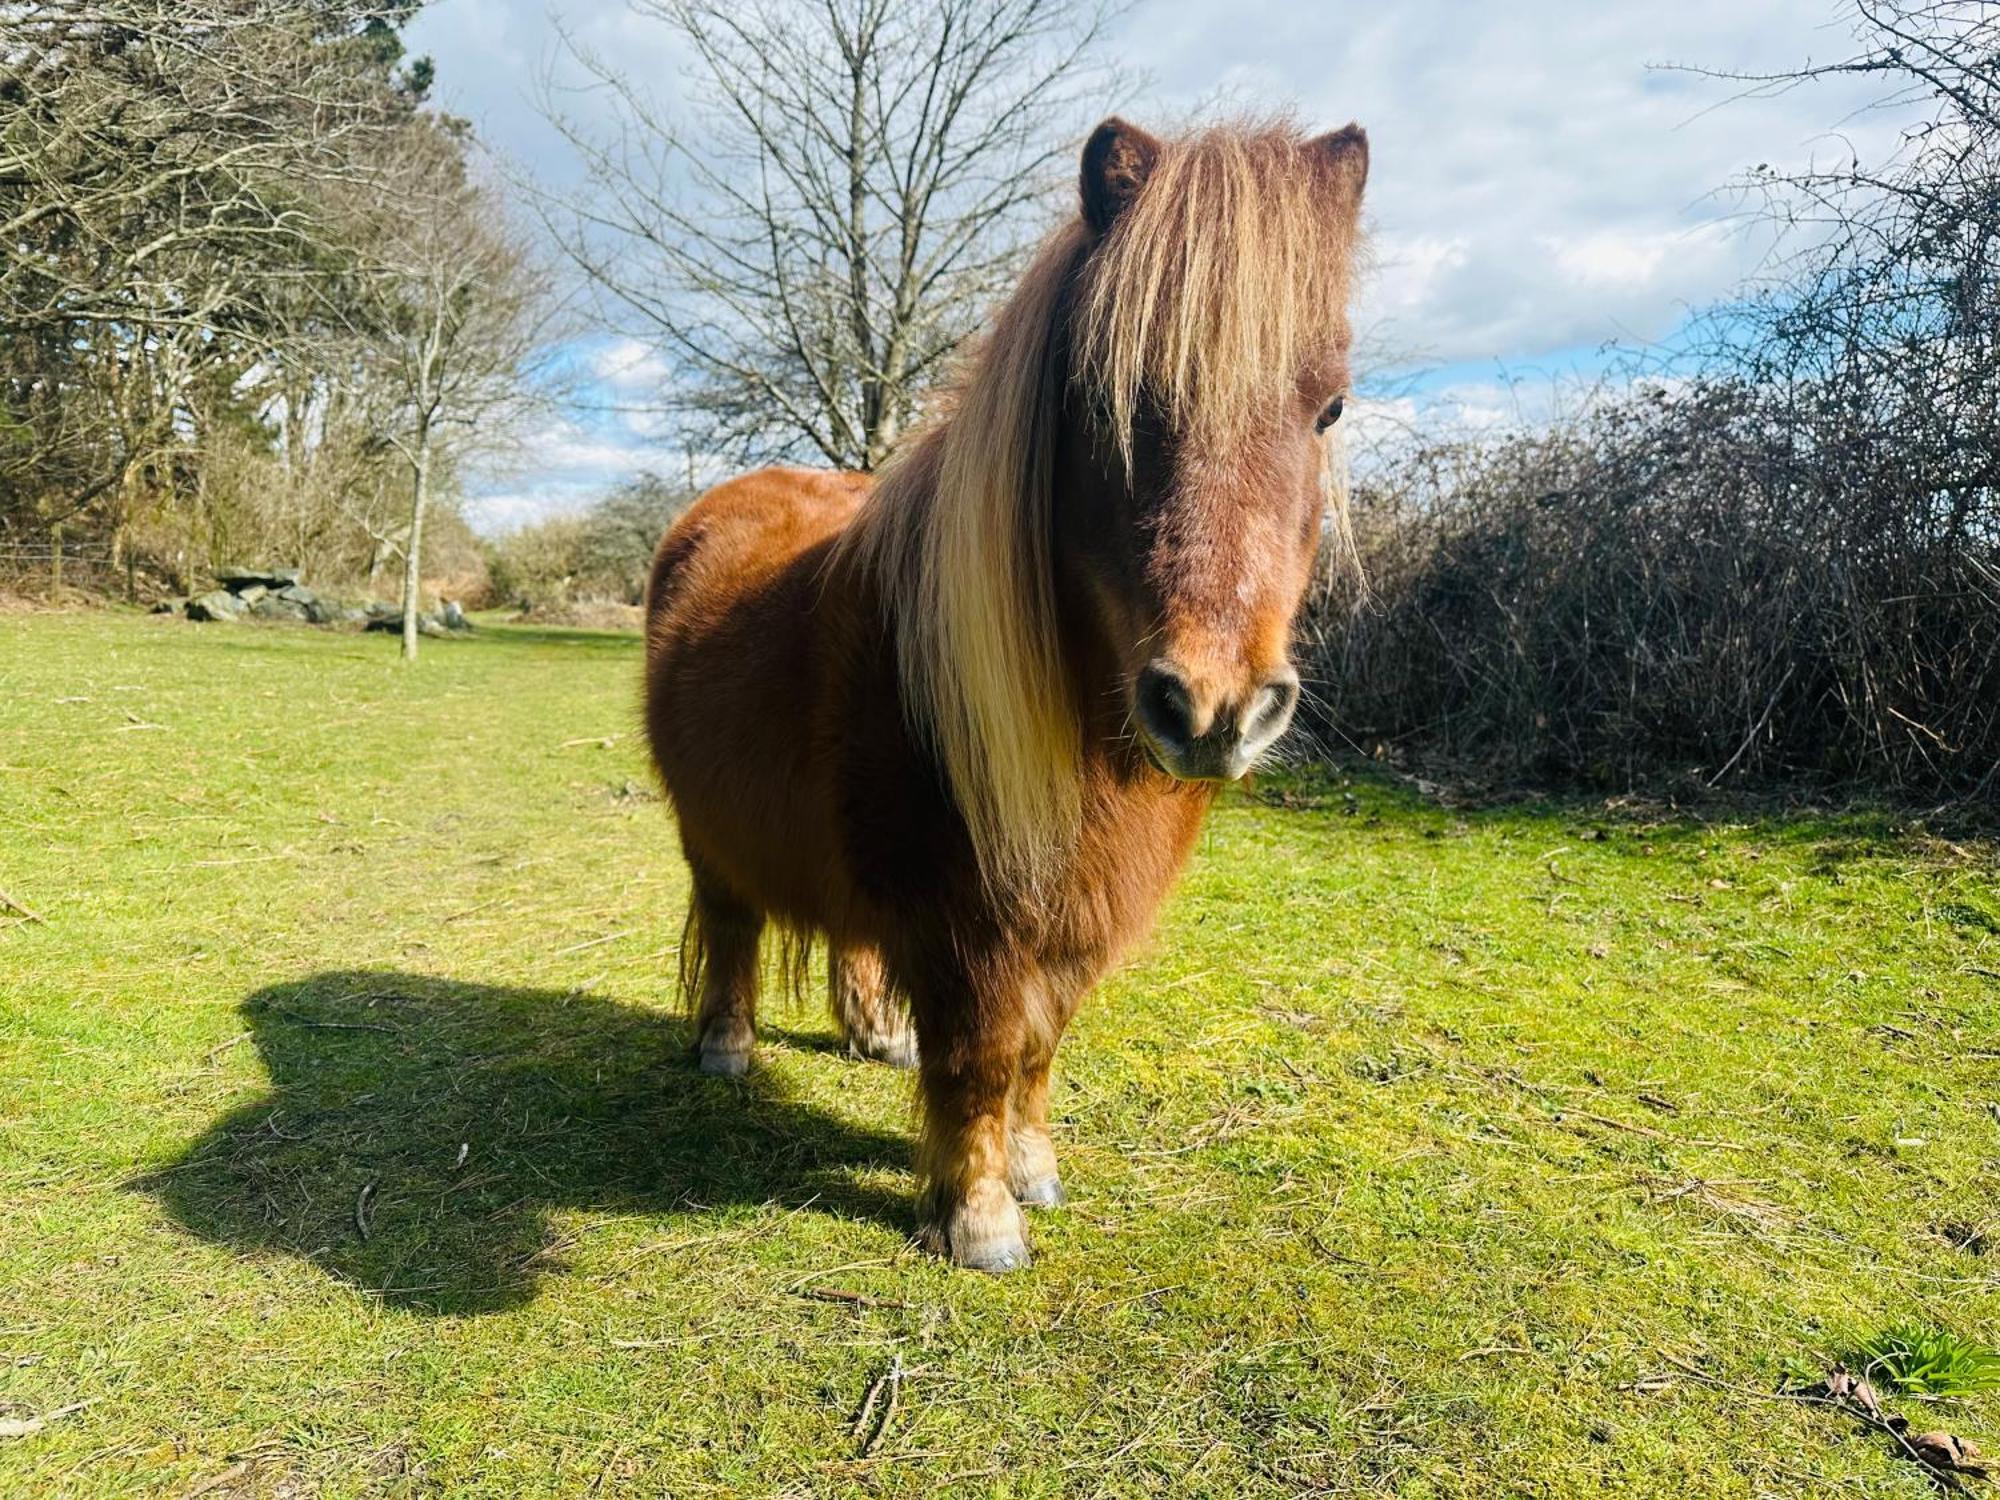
[856,116,1368,887]
[1063,117,1368,782]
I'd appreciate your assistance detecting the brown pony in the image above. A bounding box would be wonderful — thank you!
[644,116,1368,1271]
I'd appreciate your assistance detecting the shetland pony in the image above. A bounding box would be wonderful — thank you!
[644,117,1368,1271]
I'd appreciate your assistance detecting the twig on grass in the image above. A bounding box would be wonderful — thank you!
[0,886,45,923]
[203,1031,251,1062]
[275,1010,395,1034]
[179,1459,253,1497]
[853,1354,904,1457]
[800,1287,908,1311]
[354,1180,378,1242]
[1556,1108,1746,1151]
[553,931,631,956]
[1655,1353,1956,1481]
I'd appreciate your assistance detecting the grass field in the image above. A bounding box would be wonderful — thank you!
[4,609,2000,1496]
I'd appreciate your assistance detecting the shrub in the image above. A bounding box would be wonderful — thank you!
[1302,378,2000,794]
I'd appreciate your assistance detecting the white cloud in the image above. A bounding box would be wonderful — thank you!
[459,408,663,534]
[1103,0,1910,368]
[464,487,593,534]
[409,0,1916,523]
[1545,229,1673,289]
[589,336,669,390]
[1371,234,1471,317]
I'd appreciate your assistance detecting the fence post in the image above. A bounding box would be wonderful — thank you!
[49,522,62,599]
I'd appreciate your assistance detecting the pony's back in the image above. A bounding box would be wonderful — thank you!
[644,465,871,636]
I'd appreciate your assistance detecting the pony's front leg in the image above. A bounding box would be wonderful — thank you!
[911,976,1029,1272]
[1007,1059,1064,1208]
[1007,963,1087,1208]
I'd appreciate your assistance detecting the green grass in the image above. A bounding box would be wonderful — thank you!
[3,609,1999,1496]
[1849,1326,2000,1398]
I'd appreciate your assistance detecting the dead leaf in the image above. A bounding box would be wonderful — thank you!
[1911,1430,1990,1479]
[0,1399,89,1439]
[179,1459,254,1498]
[1822,1364,1885,1422]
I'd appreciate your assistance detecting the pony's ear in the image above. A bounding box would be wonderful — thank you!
[1079,118,1162,235]
[1311,122,1370,206]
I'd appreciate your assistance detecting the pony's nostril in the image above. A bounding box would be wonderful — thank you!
[1245,671,1300,740]
[1135,661,1195,749]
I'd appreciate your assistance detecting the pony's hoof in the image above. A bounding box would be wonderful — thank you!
[928,1182,1031,1272]
[697,1041,751,1077]
[847,1031,918,1069]
[957,1235,1032,1273]
[1014,1175,1066,1209]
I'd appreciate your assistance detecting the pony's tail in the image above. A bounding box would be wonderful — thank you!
[674,900,708,1016]
[674,899,814,1015]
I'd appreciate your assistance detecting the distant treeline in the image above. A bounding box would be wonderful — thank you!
[483,474,695,617]
[1,2,553,656]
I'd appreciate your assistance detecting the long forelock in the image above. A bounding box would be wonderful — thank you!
[1076,120,1363,471]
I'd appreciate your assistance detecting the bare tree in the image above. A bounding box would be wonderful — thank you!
[1693,0,2000,523]
[327,120,560,658]
[0,1,424,572]
[538,0,1123,470]
[0,2,410,337]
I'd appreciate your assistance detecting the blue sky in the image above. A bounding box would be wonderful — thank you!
[405,0,1908,532]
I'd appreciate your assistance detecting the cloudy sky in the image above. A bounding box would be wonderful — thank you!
[405,0,1904,531]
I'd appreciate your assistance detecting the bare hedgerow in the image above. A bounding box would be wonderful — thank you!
[1303,2,1999,798]
[1300,376,2000,794]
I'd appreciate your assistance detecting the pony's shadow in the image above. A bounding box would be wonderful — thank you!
[142,971,913,1315]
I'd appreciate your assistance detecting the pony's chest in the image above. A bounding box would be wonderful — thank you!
[1044,783,1210,962]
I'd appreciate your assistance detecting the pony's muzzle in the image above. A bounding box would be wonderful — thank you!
[1134,659,1300,781]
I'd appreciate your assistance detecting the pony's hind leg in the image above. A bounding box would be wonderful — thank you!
[685,865,764,1077]
[829,945,917,1068]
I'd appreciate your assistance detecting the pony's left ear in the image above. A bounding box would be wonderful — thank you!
[1310,123,1370,205]
[1080,117,1162,235]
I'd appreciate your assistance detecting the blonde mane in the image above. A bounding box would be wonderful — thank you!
[844,120,1365,889]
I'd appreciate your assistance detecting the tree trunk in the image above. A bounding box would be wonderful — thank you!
[400,422,431,662]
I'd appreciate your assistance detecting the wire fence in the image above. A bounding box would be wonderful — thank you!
[0,534,127,597]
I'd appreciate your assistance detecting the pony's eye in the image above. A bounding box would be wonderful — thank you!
[1315,396,1346,433]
